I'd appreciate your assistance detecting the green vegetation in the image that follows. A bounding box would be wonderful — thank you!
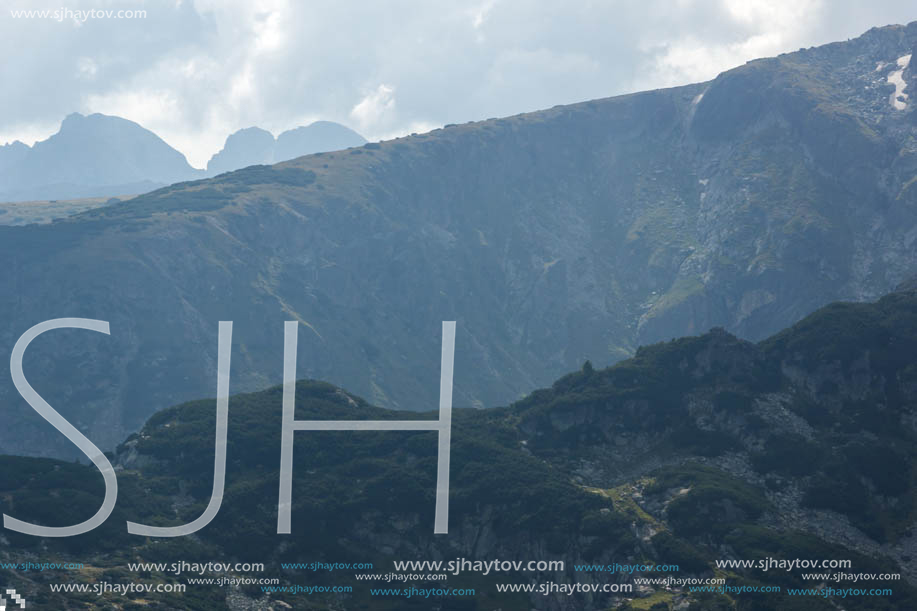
[646,465,770,539]
[650,531,709,574]
[3,291,917,609]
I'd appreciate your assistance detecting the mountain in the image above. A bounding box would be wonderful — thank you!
[0,116,366,206]
[205,126,276,175]
[0,113,202,201]
[2,288,917,610]
[274,120,367,160]
[205,121,367,174]
[0,140,29,176]
[1,23,917,458]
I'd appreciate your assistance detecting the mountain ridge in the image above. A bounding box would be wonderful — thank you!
[206,121,366,174]
[0,114,367,203]
[0,22,916,457]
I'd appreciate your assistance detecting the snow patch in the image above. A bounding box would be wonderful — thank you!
[888,54,911,110]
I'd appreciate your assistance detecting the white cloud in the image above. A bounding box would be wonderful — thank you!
[634,0,824,89]
[77,57,98,79]
[470,0,497,29]
[350,84,396,132]
[0,0,915,168]
[252,2,288,53]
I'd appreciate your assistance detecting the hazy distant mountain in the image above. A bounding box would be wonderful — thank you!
[205,121,366,174]
[274,120,366,159]
[0,115,366,203]
[1,22,917,458]
[0,113,202,201]
[205,126,275,175]
[0,140,29,175]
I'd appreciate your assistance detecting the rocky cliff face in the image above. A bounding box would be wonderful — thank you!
[1,23,917,458]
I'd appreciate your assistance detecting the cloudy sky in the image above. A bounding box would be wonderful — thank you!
[1,0,915,168]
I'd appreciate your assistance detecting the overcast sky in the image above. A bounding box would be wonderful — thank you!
[1,0,915,168]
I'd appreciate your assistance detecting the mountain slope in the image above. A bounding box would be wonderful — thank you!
[2,289,917,610]
[1,23,917,456]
